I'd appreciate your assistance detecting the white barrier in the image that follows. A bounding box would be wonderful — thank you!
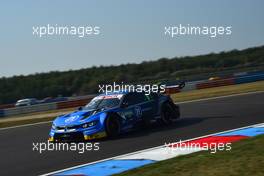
[181,80,206,92]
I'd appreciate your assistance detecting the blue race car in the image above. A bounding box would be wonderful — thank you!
[49,91,180,142]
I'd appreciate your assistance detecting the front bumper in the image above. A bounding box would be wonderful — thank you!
[49,120,107,142]
[49,130,107,142]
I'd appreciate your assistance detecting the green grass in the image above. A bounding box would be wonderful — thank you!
[115,135,264,176]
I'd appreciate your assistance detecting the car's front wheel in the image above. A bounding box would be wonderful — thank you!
[105,114,121,138]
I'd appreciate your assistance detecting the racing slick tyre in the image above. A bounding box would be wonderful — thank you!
[160,102,176,125]
[105,114,121,138]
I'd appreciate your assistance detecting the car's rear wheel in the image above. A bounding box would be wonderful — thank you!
[105,114,120,138]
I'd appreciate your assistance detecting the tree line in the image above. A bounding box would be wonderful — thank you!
[1,45,264,104]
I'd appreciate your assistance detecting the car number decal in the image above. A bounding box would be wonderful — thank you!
[135,106,142,118]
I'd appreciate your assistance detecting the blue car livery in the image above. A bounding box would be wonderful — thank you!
[49,91,180,142]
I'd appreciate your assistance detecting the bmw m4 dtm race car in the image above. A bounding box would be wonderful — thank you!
[49,91,180,142]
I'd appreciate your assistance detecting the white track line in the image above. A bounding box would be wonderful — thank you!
[41,121,264,176]
[1,90,264,131]
[0,121,51,131]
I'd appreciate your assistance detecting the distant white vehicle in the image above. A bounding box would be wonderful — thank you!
[15,98,37,107]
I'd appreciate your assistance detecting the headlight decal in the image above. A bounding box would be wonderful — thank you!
[82,121,98,128]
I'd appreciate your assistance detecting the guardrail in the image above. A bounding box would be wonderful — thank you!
[196,78,235,89]
[163,72,264,94]
[235,73,264,84]
[0,97,94,117]
[0,110,4,117]
[57,97,93,109]
[0,72,263,118]
[0,104,14,109]
[3,103,57,117]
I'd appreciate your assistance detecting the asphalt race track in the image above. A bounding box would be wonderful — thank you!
[0,92,264,176]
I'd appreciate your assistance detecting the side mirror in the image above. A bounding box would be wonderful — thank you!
[121,102,129,108]
[78,106,83,111]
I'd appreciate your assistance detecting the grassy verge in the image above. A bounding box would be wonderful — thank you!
[171,80,264,102]
[1,80,264,128]
[115,135,264,176]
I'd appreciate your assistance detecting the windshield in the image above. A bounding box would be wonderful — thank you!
[84,95,123,110]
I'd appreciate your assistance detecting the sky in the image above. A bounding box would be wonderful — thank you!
[0,0,264,77]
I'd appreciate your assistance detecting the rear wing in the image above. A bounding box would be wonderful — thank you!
[163,81,185,94]
[164,81,185,90]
